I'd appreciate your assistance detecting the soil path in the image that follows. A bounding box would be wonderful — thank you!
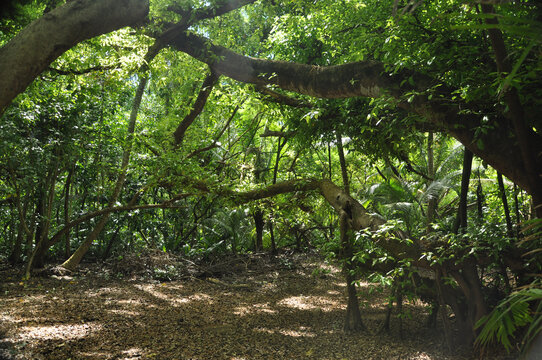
[1,254,480,359]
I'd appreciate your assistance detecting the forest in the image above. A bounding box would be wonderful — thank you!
[0,0,541,359]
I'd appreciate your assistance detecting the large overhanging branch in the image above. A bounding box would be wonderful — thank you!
[168,32,433,99]
[0,0,150,113]
[0,0,259,114]
[167,31,542,194]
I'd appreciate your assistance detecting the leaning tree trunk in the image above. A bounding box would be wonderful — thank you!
[60,78,145,270]
[60,41,164,271]
[0,0,149,113]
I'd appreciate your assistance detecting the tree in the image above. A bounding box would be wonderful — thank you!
[1,0,540,352]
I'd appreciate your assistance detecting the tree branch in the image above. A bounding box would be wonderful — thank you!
[167,31,542,195]
[260,127,297,138]
[47,64,120,76]
[173,69,219,145]
[255,86,314,108]
[0,0,150,113]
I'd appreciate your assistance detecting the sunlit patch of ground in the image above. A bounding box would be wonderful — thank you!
[0,254,517,360]
[17,323,102,341]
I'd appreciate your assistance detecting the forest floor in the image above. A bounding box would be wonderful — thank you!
[0,251,516,360]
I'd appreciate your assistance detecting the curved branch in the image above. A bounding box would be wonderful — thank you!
[45,193,192,249]
[174,70,219,145]
[167,31,542,195]
[0,0,150,113]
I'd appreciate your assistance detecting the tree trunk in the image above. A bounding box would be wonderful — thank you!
[426,132,437,233]
[497,172,514,237]
[32,164,58,269]
[173,70,219,145]
[63,166,74,258]
[253,210,264,251]
[481,4,542,218]
[9,199,27,264]
[268,221,277,256]
[340,211,366,332]
[453,148,473,233]
[336,132,365,331]
[335,131,349,194]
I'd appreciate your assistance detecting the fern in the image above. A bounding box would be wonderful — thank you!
[475,282,542,354]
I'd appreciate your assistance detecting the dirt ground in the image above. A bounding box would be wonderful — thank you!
[0,253,515,359]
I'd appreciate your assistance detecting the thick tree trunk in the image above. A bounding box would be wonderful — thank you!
[481,4,542,218]
[0,0,150,113]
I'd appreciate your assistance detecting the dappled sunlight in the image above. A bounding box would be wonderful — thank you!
[278,295,345,312]
[77,350,117,359]
[255,326,317,338]
[356,280,371,288]
[0,254,466,359]
[85,286,128,298]
[120,347,145,358]
[132,283,214,306]
[107,309,141,317]
[17,323,102,341]
[233,302,277,316]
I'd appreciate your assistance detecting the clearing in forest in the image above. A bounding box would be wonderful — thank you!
[0,253,512,359]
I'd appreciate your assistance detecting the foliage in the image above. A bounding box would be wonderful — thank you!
[475,280,542,355]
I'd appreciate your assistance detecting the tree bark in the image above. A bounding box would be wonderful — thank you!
[497,172,513,237]
[335,132,365,331]
[0,0,150,113]
[426,132,437,233]
[63,166,74,258]
[336,131,349,194]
